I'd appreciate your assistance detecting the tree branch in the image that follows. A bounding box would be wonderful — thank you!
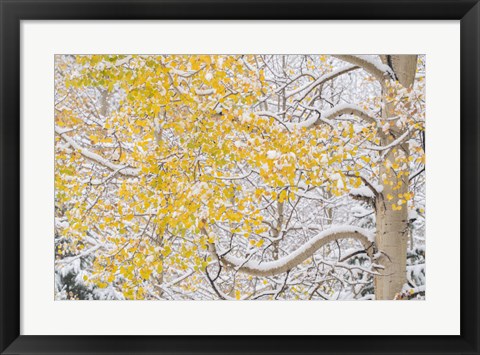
[55,126,139,177]
[333,55,394,82]
[258,103,378,131]
[290,65,359,100]
[210,226,375,277]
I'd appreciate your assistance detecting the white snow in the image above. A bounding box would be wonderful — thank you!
[55,217,69,229]
[267,150,280,159]
[285,65,357,98]
[354,55,396,79]
[350,186,375,198]
[323,103,377,124]
[218,225,375,275]
[55,126,139,177]
[234,140,247,148]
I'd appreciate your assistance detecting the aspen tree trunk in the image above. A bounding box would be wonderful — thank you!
[374,55,417,300]
[374,147,410,300]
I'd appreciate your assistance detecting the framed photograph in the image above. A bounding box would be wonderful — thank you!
[1,0,478,354]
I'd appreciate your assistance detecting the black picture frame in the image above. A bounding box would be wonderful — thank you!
[1,0,479,354]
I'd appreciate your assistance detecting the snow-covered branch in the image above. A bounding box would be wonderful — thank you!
[287,65,358,99]
[322,103,378,125]
[260,103,378,131]
[365,128,411,151]
[55,244,103,266]
[55,126,139,177]
[333,55,394,82]
[211,226,375,277]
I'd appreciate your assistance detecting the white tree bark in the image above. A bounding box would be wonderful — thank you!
[374,55,418,300]
[374,147,410,300]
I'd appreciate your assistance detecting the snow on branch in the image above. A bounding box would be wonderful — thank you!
[350,186,376,199]
[275,72,316,95]
[55,244,103,266]
[322,103,378,125]
[333,55,395,82]
[211,226,375,277]
[104,55,132,69]
[195,88,216,96]
[255,111,303,132]
[346,173,383,198]
[283,114,322,130]
[55,126,139,177]
[163,269,195,288]
[287,65,358,99]
[257,103,377,131]
[365,128,411,152]
[172,65,207,78]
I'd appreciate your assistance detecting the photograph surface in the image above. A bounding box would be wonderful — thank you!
[54,54,425,300]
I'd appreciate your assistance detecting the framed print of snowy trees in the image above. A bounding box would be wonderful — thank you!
[53,54,426,301]
[1,0,479,354]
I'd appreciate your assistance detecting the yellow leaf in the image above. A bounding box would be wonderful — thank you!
[140,268,152,280]
[156,263,163,274]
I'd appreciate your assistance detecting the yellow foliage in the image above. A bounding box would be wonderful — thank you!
[54,54,425,300]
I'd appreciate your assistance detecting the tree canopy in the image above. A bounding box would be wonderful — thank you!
[55,54,425,300]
